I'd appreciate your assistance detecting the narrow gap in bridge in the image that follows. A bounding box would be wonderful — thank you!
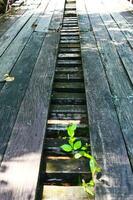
[37,0,91,199]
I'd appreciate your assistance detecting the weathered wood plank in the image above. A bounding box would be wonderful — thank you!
[0,31,45,162]
[85,0,133,166]
[53,82,84,91]
[0,8,26,38]
[100,13,133,86]
[0,32,60,200]
[0,0,49,81]
[54,72,83,81]
[0,0,50,57]
[77,0,133,199]
[0,10,33,56]
[51,105,87,113]
[45,156,89,173]
[35,0,56,33]
[43,186,91,200]
[49,113,87,120]
[93,0,133,86]
[49,0,65,31]
[76,0,90,32]
[101,0,133,49]
[57,59,81,65]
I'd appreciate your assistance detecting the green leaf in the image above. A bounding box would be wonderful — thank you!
[60,144,73,152]
[90,158,101,176]
[83,152,92,159]
[81,146,87,150]
[88,180,95,187]
[74,140,82,150]
[74,153,82,159]
[68,137,76,146]
[79,151,86,156]
[67,124,77,137]
[85,186,95,196]
[82,179,95,196]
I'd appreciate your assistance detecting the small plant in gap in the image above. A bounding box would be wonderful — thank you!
[60,123,102,196]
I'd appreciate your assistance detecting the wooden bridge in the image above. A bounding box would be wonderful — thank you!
[0,0,133,199]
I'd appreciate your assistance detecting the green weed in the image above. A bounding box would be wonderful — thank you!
[60,123,102,196]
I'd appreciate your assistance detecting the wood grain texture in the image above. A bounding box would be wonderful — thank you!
[101,0,133,49]
[0,32,60,200]
[0,31,45,163]
[0,0,48,81]
[77,0,133,199]
[43,186,92,200]
[0,8,26,38]
[100,13,133,91]
[35,0,56,33]
[85,0,133,167]
[45,156,89,173]
[49,0,65,31]
[0,10,33,56]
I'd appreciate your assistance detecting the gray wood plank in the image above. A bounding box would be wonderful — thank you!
[35,0,56,33]
[77,0,133,199]
[101,0,133,48]
[0,8,26,38]
[76,0,90,32]
[0,0,48,82]
[51,104,86,113]
[101,15,133,82]
[0,0,50,57]
[0,31,45,163]
[95,0,133,86]
[0,32,60,200]
[0,10,33,56]
[85,0,133,167]
[49,0,65,31]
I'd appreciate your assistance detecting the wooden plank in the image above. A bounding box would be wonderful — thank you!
[101,0,133,49]
[0,31,45,162]
[0,32,59,200]
[92,0,133,85]
[49,0,65,31]
[85,0,133,166]
[55,66,82,72]
[120,10,133,24]
[100,12,133,86]
[49,113,87,120]
[77,0,133,199]
[35,0,56,33]
[45,156,89,173]
[58,53,80,58]
[76,0,90,32]
[0,8,26,38]
[43,186,91,200]
[0,0,49,56]
[57,59,81,65]
[0,10,33,56]
[52,91,86,102]
[51,105,86,113]
[53,82,84,91]
[54,72,83,81]
[0,0,48,82]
